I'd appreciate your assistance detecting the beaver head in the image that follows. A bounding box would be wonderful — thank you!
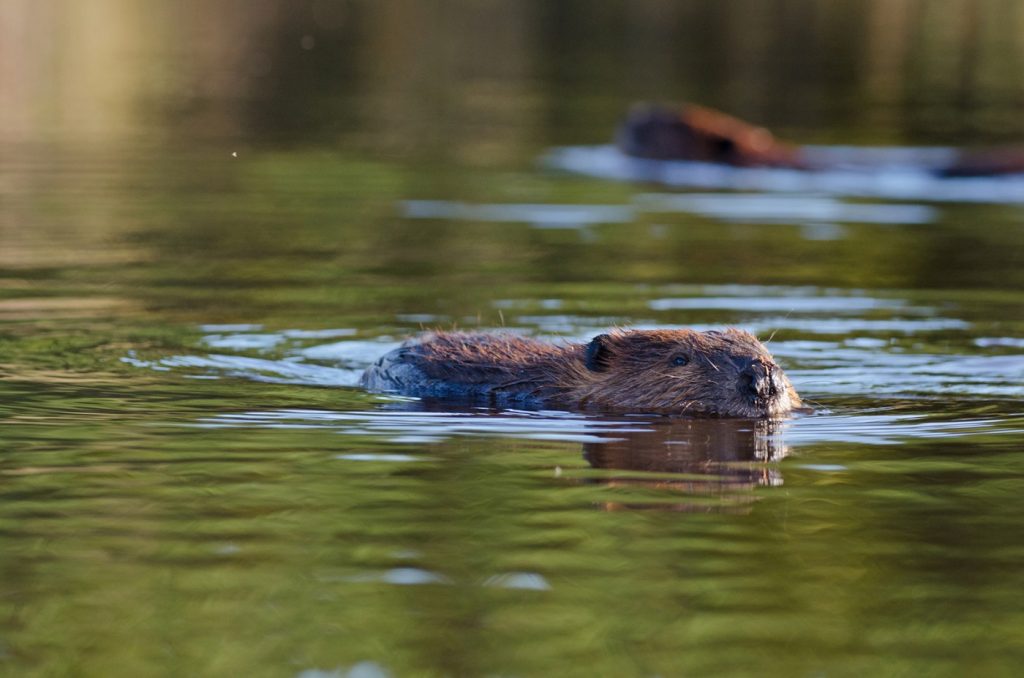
[571,329,801,417]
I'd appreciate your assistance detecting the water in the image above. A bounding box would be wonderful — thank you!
[3,2,1024,676]
[545,145,1024,203]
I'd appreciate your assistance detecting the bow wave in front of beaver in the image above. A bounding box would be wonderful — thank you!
[361,329,802,417]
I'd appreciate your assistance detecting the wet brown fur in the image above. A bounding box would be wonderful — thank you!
[618,103,805,168]
[363,329,802,417]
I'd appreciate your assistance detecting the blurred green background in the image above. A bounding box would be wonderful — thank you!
[7,0,1024,149]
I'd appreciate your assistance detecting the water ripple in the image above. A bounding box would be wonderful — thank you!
[193,407,1020,447]
[544,145,1024,204]
[198,408,653,445]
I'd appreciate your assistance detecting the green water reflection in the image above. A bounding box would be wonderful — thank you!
[2,1,1024,676]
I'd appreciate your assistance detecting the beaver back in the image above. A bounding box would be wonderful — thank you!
[360,333,575,407]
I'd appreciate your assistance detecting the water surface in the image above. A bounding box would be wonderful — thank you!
[3,2,1024,676]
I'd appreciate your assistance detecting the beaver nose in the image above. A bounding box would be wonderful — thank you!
[739,361,779,401]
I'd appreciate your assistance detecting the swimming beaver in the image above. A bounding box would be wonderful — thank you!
[618,103,806,169]
[619,102,1024,176]
[361,329,801,417]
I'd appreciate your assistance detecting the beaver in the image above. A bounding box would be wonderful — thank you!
[618,102,1024,176]
[360,329,801,417]
[618,103,806,169]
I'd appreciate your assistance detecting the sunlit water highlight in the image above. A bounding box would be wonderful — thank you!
[545,144,1024,203]
[120,284,1024,404]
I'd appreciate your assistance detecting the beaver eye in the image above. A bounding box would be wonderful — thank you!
[671,355,689,367]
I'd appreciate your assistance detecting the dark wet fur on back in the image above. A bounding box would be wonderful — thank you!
[361,333,576,407]
[362,329,802,417]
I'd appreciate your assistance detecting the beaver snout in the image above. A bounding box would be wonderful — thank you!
[739,360,781,403]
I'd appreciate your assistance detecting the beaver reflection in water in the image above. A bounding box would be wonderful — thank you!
[361,329,801,417]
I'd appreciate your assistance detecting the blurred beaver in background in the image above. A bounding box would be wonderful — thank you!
[361,329,802,418]
[618,103,806,169]
[619,103,1024,177]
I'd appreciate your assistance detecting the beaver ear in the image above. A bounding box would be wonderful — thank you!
[585,334,613,372]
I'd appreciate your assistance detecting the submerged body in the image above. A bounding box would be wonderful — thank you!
[361,329,801,417]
